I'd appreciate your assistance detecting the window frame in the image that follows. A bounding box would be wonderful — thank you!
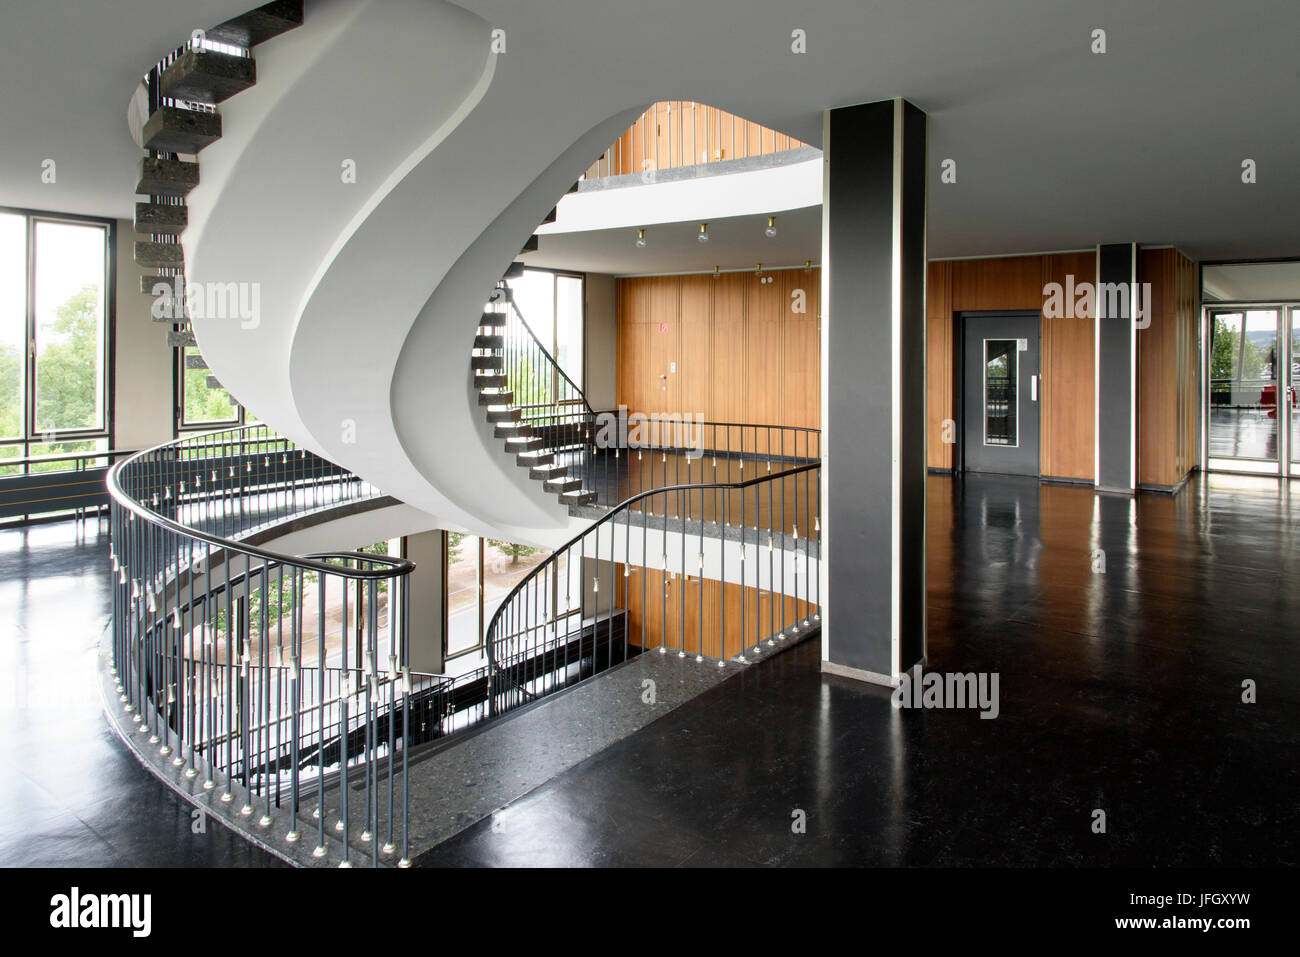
[174,343,247,435]
[0,205,116,472]
[505,266,586,396]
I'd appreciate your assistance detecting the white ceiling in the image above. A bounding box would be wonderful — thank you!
[529,206,822,276]
[0,0,253,219]
[1203,261,1300,302]
[2,0,1298,261]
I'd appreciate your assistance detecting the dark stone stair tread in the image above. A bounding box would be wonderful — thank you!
[207,0,304,48]
[159,49,256,104]
[136,157,199,196]
[141,106,222,154]
[134,241,185,268]
[135,201,188,235]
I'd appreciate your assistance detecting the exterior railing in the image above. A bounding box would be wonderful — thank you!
[107,424,433,866]
[485,458,821,716]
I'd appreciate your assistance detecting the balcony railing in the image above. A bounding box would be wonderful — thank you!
[485,456,821,717]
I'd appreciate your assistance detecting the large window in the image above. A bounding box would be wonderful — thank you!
[504,268,584,390]
[0,209,113,475]
[177,344,246,430]
[445,532,547,671]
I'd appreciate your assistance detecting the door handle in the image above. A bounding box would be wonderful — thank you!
[1031,374,1039,401]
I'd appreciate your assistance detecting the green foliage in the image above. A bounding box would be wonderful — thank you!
[182,347,238,424]
[1210,316,1238,381]
[0,342,19,439]
[357,541,391,596]
[447,531,466,564]
[33,284,100,432]
[487,539,541,566]
[509,353,553,407]
[1,283,110,471]
[215,571,315,636]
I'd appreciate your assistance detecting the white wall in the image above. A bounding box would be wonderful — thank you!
[403,529,446,675]
[584,272,617,411]
[113,218,173,452]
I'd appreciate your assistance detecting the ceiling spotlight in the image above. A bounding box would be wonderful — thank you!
[698,223,709,244]
[713,266,720,279]
[635,228,647,249]
[764,216,778,239]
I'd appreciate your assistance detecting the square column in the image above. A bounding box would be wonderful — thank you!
[820,98,928,684]
[1096,243,1139,493]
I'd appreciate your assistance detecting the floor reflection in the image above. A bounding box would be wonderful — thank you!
[0,521,283,867]
[418,472,1300,867]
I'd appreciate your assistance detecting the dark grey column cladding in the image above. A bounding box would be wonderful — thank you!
[1096,243,1137,492]
[824,99,927,680]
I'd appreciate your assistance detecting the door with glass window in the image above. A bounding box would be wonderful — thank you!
[1206,306,1296,474]
[962,313,1041,476]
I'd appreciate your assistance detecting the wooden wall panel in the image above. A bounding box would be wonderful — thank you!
[645,277,679,415]
[1137,248,1199,488]
[712,272,750,450]
[618,253,1165,489]
[951,255,1043,311]
[924,253,1096,482]
[616,279,649,416]
[926,261,954,470]
[746,273,785,453]
[1041,251,1097,481]
[782,269,821,433]
[618,270,823,447]
[678,276,712,420]
[622,563,808,660]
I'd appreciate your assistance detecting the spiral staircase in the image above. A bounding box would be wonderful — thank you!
[109,0,823,867]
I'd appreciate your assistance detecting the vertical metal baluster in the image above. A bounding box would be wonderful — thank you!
[739,469,745,661]
[339,566,352,866]
[697,486,704,660]
[399,569,411,867]
[661,490,668,653]
[816,464,821,618]
[314,568,327,858]
[384,563,398,857]
[781,431,787,640]
[755,482,762,653]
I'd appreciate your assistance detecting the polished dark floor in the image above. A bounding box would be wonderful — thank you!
[415,473,1300,866]
[0,520,282,867]
[5,472,1298,867]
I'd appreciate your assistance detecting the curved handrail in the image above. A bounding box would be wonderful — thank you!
[485,459,821,706]
[108,425,412,581]
[488,460,820,640]
[491,285,594,419]
[109,422,423,866]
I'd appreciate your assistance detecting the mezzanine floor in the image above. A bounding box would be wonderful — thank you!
[1,470,1297,866]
